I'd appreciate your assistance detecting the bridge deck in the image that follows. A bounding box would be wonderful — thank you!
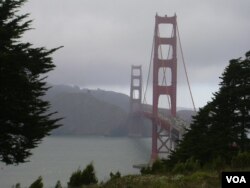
[142,111,187,136]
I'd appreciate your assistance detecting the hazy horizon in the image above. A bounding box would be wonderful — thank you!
[19,0,250,109]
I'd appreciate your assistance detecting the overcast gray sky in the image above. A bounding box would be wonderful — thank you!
[21,0,250,108]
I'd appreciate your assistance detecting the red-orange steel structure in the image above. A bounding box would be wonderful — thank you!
[129,65,143,136]
[129,14,181,161]
[151,14,177,160]
[130,65,142,114]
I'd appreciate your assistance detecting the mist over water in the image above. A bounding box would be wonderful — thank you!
[0,136,151,188]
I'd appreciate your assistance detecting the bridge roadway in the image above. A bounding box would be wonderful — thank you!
[141,111,188,142]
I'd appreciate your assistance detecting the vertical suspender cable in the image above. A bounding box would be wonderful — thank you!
[177,23,197,112]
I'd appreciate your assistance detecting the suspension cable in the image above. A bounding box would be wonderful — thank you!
[142,34,154,104]
[177,23,197,112]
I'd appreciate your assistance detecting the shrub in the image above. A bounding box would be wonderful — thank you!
[140,166,152,175]
[185,158,200,172]
[55,180,62,188]
[110,171,121,180]
[29,176,43,188]
[231,152,250,169]
[172,162,186,174]
[172,158,200,174]
[140,160,166,175]
[68,163,98,187]
[81,163,98,185]
[68,169,82,187]
[212,156,226,173]
[151,159,166,174]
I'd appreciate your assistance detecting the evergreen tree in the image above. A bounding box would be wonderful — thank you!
[169,103,213,166]
[81,163,98,185]
[219,54,250,152]
[29,176,43,188]
[68,169,83,187]
[68,163,98,187]
[54,180,62,188]
[168,51,250,166]
[0,0,62,164]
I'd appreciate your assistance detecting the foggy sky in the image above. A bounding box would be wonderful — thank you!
[20,0,250,108]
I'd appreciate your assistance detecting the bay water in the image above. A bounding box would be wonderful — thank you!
[0,136,151,188]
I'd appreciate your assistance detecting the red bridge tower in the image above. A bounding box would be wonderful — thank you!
[129,65,143,136]
[130,65,142,113]
[151,14,177,160]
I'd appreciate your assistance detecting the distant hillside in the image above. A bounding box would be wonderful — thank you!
[46,85,196,136]
[46,85,130,112]
[86,89,130,112]
[46,86,127,136]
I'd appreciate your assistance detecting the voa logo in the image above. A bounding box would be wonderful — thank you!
[222,172,249,188]
[226,176,246,184]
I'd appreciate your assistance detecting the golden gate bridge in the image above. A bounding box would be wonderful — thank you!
[129,14,196,163]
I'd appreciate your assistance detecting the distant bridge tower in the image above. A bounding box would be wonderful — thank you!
[129,65,143,136]
[130,65,142,114]
[151,14,177,160]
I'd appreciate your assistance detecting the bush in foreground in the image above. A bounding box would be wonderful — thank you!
[68,163,98,187]
[29,176,43,188]
[231,152,250,169]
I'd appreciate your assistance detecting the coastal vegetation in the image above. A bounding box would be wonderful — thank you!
[12,152,250,188]
[68,163,98,188]
[164,50,250,170]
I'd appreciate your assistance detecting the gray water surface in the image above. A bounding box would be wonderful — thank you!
[0,136,151,188]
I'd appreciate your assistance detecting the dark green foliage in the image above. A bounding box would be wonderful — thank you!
[103,173,220,188]
[55,180,62,188]
[140,160,166,175]
[168,103,215,166]
[172,162,185,174]
[211,156,226,173]
[172,158,200,174]
[219,52,250,153]
[140,166,152,175]
[110,171,121,180]
[151,159,166,174]
[29,176,43,188]
[0,0,62,164]
[183,158,200,173]
[68,163,98,187]
[231,152,250,169]
[81,163,98,185]
[167,51,250,168]
[68,169,83,187]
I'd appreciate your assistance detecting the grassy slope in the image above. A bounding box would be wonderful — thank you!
[102,172,220,188]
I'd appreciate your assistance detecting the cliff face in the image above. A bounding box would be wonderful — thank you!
[46,85,195,136]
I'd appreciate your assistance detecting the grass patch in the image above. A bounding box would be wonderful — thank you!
[102,172,220,188]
